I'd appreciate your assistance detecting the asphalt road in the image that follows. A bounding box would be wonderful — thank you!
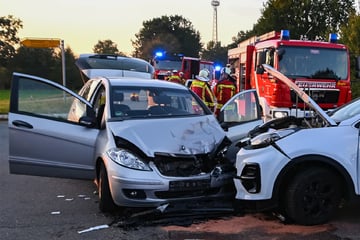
[0,120,169,240]
[1,120,360,240]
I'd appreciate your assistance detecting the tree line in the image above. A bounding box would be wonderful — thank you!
[1,0,360,95]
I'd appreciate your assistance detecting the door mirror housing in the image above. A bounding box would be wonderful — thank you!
[79,116,97,128]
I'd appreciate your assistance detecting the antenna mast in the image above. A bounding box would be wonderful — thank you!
[211,0,220,43]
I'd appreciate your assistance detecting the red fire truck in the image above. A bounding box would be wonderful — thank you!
[228,30,352,120]
[151,52,214,81]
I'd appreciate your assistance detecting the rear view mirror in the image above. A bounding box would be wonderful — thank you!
[256,51,266,74]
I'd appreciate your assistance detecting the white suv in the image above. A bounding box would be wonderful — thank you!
[234,64,360,225]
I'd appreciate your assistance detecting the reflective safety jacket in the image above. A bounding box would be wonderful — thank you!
[190,80,216,111]
[213,79,236,115]
[167,75,184,84]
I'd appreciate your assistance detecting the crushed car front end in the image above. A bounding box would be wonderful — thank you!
[98,80,237,208]
[233,127,297,208]
[103,117,236,208]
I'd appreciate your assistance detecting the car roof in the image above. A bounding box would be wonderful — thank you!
[75,54,154,80]
[102,77,188,89]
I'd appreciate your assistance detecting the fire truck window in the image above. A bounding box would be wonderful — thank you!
[256,51,266,67]
[265,48,274,66]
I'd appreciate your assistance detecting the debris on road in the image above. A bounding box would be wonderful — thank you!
[112,198,240,228]
[78,224,109,234]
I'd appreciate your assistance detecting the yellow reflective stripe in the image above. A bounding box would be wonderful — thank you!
[217,84,236,101]
[191,81,206,87]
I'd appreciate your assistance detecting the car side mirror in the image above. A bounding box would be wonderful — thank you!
[256,65,265,74]
[79,116,97,128]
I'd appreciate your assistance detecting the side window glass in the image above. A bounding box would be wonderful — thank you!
[266,48,275,66]
[16,77,86,123]
[93,86,106,123]
[222,91,259,123]
[80,79,101,102]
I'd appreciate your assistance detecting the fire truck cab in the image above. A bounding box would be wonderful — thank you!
[151,52,214,81]
[228,30,352,121]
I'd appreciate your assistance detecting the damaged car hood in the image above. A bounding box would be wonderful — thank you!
[107,115,226,156]
[263,64,337,126]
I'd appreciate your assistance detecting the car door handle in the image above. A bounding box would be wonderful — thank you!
[12,120,34,129]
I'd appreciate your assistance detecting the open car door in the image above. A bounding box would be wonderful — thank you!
[219,89,263,142]
[8,73,99,180]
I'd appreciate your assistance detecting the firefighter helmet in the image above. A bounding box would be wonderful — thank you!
[196,69,210,81]
[221,67,231,75]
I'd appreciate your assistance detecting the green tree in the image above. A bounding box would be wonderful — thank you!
[252,0,355,40]
[228,30,255,48]
[132,15,202,60]
[53,47,83,91]
[6,45,83,90]
[93,39,124,55]
[0,15,23,67]
[340,13,360,98]
[201,41,228,66]
[9,46,59,80]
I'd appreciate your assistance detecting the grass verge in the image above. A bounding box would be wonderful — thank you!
[0,89,10,114]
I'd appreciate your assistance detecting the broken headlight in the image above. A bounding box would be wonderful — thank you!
[107,148,151,171]
[250,129,295,148]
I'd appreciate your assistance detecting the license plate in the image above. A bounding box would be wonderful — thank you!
[169,179,210,191]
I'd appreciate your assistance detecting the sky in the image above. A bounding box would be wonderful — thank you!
[1,0,265,57]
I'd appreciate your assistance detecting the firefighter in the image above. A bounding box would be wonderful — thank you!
[213,66,237,117]
[190,69,216,112]
[167,70,183,84]
[179,71,186,84]
[164,71,172,80]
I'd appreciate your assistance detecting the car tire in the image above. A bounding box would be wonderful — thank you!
[284,167,342,225]
[99,163,118,212]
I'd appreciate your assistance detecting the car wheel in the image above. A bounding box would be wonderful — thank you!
[99,163,118,212]
[284,168,342,225]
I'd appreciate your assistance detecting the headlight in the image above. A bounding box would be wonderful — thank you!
[106,148,151,171]
[273,111,288,119]
[250,129,295,148]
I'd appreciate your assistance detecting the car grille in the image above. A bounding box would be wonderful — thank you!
[291,89,339,104]
[153,153,214,177]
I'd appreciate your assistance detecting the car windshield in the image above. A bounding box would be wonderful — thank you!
[278,46,348,80]
[110,86,207,118]
[328,97,360,123]
[155,60,182,70]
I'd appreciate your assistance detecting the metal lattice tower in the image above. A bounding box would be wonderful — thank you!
[211,0,220,43]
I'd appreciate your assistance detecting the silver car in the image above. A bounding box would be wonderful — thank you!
[8,72,262,212]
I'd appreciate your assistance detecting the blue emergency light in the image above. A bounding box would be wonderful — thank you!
[155,51,164,57]
[281,30,290,40]
[215,65,221,71]
[329,33,338,43]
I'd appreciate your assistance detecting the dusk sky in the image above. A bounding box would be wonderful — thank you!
[1,0,265,56]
